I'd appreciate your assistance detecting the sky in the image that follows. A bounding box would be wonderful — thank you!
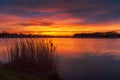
[0,0,120,36]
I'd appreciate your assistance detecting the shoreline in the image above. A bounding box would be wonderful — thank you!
[0,65,47,80]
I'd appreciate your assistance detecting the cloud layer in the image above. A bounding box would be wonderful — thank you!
[0,0,120,34]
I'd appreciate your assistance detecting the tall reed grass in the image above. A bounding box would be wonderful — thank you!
[6,39,58,75]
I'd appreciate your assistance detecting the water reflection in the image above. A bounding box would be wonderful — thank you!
[1,38,120,80]
[53,38,120,56]
[60,54,120,80]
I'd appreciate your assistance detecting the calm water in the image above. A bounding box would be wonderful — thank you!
[0,38,120,80]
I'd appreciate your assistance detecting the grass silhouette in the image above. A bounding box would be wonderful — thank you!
[6,38,59,79]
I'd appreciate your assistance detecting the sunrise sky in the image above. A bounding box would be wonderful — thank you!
[0,0,120,36]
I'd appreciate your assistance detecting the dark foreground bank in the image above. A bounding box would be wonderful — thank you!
[0,65,47,80]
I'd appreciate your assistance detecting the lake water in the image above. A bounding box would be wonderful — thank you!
[0,38,120,80]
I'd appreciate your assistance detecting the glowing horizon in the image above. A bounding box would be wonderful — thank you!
[0,0,120,36]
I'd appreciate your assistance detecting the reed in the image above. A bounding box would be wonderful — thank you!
[6,38,58,75]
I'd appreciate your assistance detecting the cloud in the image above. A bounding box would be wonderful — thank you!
[0,0,120,28]
[18,22,54,26]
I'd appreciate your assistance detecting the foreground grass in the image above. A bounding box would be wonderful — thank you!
[1,38,60,80]
[7,39,57,74]
[0,65,47,80]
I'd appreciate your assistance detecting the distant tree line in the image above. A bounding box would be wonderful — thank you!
[1,31,120,38]
[0,31,43,38]
[73,31,120,38]
[0,31,70,38]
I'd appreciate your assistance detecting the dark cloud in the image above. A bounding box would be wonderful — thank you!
[18,23,36,26]
[40,22,54,26]
[18,22,54,26]
[0,0,120,25]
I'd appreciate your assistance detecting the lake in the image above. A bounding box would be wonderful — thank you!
[0,38,120,80]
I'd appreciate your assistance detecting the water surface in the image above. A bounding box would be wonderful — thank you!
[0,38,120,80]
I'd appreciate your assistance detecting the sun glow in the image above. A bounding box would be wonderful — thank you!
[1,18,120,36]
[16,22,120,36]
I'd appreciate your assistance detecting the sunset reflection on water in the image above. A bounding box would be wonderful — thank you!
[1,38,120,80]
